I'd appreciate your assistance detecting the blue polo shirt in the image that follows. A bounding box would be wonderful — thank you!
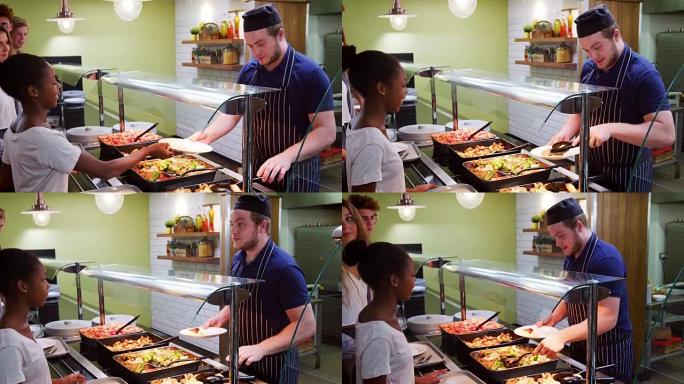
[581,45,670,125]
[237,45,335,138]
[564,233,632,333]
[230,239,309,333]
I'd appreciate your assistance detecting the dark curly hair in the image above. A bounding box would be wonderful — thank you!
[0,53,52,101]
[0,248,42,297]
[343,240,411,290]
[0,4,14,21]
[345,50,402,98]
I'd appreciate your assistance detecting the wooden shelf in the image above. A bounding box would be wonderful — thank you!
[522,228,549,234]
[182,63,243,71]
[514,37,577,44]
[158,256,219,264]
[157,232,220,239]
[515,60,577,70]
[182,39,244,46]
[523,250,565,258]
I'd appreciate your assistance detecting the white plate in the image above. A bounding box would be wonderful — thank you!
[160,138,213,154]
[652,294,667,302]
[514,325,559,340]
[404,95,418,102]
[445,120,489,130]
[64,97,86,104]
[36,338,59,350]
[392,142,410,153]
[91,314,136,326]
[530,145,580,160]
[63,90,85,99]
[410,343,428,357]
[179,326,227,338]
[113,121,156,133]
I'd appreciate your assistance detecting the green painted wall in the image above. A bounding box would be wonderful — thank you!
[0,193,152,327]
[342,0,510,132]
[3,0,177,136]
[344,193,518,323]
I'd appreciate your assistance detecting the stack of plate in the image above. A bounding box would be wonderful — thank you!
[445,119,489,130]
[91,314,136,326]
[66,126,113,145]
[112,121,156,133]
[44,319,91,338]
[454,309,498,322]
[407,314,453,335]
[397,124,445,143]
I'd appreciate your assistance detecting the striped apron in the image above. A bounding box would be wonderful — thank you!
[565,235,634,383]
[583,47,653,192]
[232,241,299,383]
[248,47,321,192]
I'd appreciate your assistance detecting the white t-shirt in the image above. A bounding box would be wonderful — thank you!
[0,89,17,130]
[0,88,18,160]
[342,266,370,327]
[346,127,405,192]
[2,125,81,192]
[355,320,414,384]
[0,329,51,384]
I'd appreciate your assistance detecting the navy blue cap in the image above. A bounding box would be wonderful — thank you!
[546,198,584,225]
[243,5,282,32]
[575,5,616,38]
[234,194,271,218]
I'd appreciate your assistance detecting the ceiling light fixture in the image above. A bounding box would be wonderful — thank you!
[447,0,477,19]
[387,192,425,222]
[107,0,150,22]
[378,0,416,31]
[21,193,60,227]
[47,0,84,34]
[456,192,484,209]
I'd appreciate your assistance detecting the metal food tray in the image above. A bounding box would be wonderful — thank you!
[469,343,560,383]
[80,327,146,354]
[497,178,582,193]
[438,370,487,384]
[503,367,615,384]
[128,154,218,192]
[43,337,70,359]
[462,154,554,192]
[96,332,167,369]
[447,138,521,174]
[410,341,446,369]
[431,132,498,165]
[112,345,202,384]
[149,366,256,384]
[99,136,160,160]
[454,329,528,364]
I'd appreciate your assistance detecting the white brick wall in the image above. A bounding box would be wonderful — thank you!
[514,193,583,328]
[149,193,225,353]
[507,0,588,146]
[174,0,256,163]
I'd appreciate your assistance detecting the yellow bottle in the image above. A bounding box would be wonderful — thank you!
[234,13,240,38]
[208,204,215,231]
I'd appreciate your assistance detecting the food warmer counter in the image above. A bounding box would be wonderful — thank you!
[53,64,115,127]
[434,69,620,192]
[428,259,625,384]
[77,264,263,384]
[96,71,280,192]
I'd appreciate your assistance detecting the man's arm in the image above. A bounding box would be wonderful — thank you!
[534,296,620,355]
[536,300,568,327]
[549,114,581,145]
[257,110,336,183]
[238,303,316,366]
[586,111,676,149]
[203,306,231,328]
[190,113,243,144]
